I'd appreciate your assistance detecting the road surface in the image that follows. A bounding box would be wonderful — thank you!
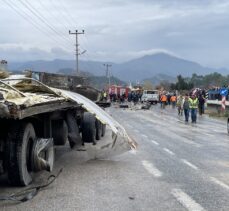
[1,104,229,211]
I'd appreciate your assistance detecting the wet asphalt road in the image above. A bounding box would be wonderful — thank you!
[1,104,229,211]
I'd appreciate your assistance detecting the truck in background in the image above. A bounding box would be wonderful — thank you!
[141,90,159,104]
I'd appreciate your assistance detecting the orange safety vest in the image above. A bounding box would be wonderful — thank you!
[160,95,167,102]
[171,96,177,102]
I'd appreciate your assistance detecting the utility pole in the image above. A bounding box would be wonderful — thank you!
[69,29,85,76]
[103,64,112,87]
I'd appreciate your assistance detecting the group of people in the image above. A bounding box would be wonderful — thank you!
[177,94,205,123]
[160,93,206,123]
[101,92,126,103]
[160,93,177,109]
[127,92,142,104]
[101,91,142,104]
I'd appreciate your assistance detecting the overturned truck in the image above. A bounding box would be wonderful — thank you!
[0,76,135,186]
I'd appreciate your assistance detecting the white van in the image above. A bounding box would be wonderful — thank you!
[141,90,159,104]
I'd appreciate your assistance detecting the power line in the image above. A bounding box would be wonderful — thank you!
[36,0,73,44]
[45,0,95,73]
[55,0,77,27]
[2,0,70,52]
[17,0,72,48]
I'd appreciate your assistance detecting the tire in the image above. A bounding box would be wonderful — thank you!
[95,120,102,140]
[52,120,68,145]
[227,119,229,134]
[101,124,106,137]
[66,111,82,149]
[82,112,96,144]
[7,122,36,186]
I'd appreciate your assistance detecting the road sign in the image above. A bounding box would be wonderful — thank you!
[222,96,226,110]
[220,88,228,96]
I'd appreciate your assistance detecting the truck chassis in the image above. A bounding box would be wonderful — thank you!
[0,78,105,186]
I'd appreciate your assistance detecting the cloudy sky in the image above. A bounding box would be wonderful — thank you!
[1,0,229,68]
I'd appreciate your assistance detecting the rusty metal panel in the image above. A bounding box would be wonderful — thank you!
[32,71,88,90]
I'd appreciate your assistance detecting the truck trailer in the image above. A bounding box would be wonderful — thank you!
[0,76,135,186]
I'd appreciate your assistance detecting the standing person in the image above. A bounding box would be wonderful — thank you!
[167,94,171,106]
[171,94,177,108]
[103,91,107,102]
[198,95,205,115]
[189,95,198,123]
[128,92,132,102]
[177,95,184,116]
[159,93,162,108]
[160,92,167,109]
[183,94,190,122]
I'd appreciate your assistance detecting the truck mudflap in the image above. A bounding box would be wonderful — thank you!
[60,90,137,159]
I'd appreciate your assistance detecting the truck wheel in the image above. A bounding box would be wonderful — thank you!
[52,120,68,145]
[101,124,106,137]
[82,112,96,144]
[95,120,102,140]
[7,122,36,186]
[227,119,229,134]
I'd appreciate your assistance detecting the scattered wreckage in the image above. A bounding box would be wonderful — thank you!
[0,72,136,186]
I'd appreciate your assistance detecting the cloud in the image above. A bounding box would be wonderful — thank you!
[0,45,71,62]
[1,0,229,67]
[85,48,177,63]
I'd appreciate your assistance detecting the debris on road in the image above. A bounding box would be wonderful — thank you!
[0,168,63,202]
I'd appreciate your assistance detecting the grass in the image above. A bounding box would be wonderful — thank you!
[205,108,229,119]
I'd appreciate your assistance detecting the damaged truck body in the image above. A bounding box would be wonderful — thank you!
[0,76,135,186]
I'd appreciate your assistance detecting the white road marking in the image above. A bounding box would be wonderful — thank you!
[128,125,134,128]
[171,188,206,211]
[142,134,148,138]
[163,148,175,155]
[181,159,198,170]
[210,177,229,190]
[134,129,139,133]
[203,132,214,137]
[180,139,202,148]
[151,140,159,145]
[142,160,162,177]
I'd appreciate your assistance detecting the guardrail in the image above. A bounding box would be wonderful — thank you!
[207,100,229,106]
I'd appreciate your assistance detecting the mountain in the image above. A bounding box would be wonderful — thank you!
[113,53,223,81]
[88,76,126,90]
[8,59,110,76]
[142,73,176,85]
[8,53,229,82]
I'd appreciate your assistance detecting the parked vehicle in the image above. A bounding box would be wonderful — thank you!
[141,90,159,104]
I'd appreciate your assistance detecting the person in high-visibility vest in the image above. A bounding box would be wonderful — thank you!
[160,93,167,109]
[103,92,107,101]
[189,94,199,123]
[170,95,177,108]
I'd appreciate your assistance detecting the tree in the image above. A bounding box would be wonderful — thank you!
[158,80,171,91]
[143,80,154,90]
[170,75,194,91]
